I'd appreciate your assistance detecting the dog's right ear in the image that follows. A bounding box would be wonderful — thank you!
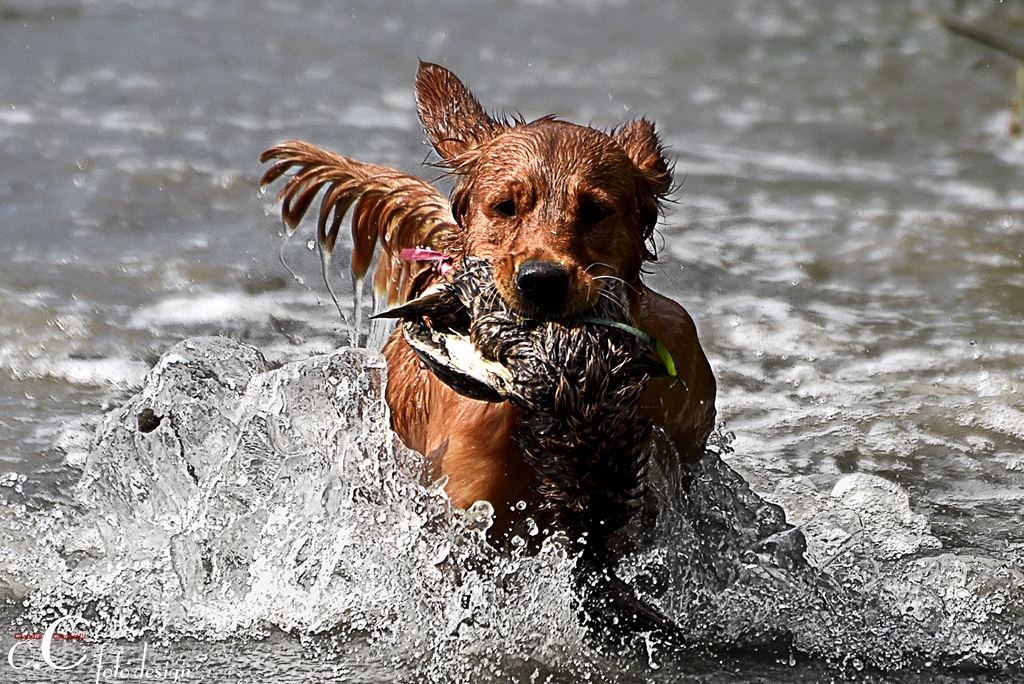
[415,61,501,162]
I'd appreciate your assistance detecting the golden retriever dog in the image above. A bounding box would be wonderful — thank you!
[260,62,716,544]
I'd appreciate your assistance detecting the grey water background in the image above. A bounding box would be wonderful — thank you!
[1,0,1024,681]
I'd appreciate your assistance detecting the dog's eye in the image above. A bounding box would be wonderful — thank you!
[493,199,517,219]
[578,200,609,225]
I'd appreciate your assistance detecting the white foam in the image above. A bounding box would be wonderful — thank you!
[56,357,149,388]
[830,473,941,559]
[131,291,331,328]
[914,178,1003,210]
[978,404,1024,442]
[0,107,33,125]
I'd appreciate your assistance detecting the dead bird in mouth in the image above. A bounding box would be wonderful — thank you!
[375,256,667,405]
[375,256,666,541]
[377,256,682,639]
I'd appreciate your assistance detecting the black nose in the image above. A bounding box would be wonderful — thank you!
[515,260,570,308]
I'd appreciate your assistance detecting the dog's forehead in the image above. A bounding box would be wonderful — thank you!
[480,120,629,170]
[468,120,643,194]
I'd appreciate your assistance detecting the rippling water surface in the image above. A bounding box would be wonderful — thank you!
[2,1,1024,682]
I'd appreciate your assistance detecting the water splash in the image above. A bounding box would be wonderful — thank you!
[2,336,1022,679]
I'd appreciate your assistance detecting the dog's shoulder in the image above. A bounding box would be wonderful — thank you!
[631,285,717,461]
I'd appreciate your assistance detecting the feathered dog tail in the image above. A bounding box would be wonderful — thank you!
[259,140,462,342]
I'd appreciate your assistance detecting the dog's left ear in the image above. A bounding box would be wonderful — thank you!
[613,119,673,198]
[415,61,502,162]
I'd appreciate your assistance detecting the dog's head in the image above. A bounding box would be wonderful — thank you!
[415,62,673,319]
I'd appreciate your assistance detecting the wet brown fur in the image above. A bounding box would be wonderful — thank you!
[260,62,717,541]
